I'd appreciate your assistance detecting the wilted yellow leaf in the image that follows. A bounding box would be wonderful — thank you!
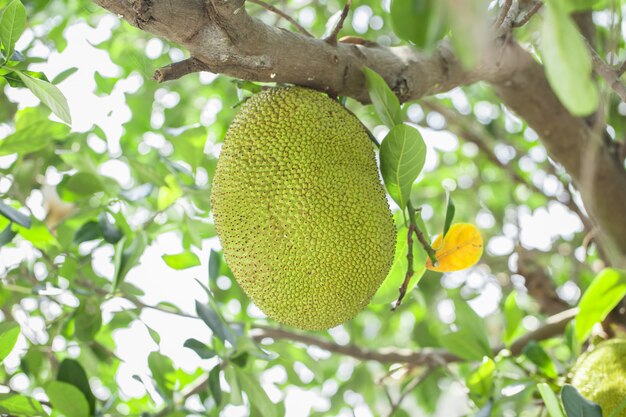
[426,223,483,272]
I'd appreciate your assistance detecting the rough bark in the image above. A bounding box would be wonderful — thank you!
[94,0,626,266]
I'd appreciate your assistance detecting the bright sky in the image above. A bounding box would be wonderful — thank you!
[0,11,591,417]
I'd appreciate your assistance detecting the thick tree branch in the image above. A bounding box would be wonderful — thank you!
[251,309,577,365]
[93,0,626,266]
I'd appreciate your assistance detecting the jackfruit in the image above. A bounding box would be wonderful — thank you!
[570,338,626,417]
[211,87,396,330]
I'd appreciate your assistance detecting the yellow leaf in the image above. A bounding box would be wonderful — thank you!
[426,223,483,272]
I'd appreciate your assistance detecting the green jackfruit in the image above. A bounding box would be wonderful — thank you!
[211,87,396,330]
[571,338,626,417]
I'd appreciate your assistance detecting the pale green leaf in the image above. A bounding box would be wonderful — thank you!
[15,70,72,123]
[363,67,403,128]
[45,381,89,417]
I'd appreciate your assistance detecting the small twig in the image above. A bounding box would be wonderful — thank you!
[493,0,513,29]
[153,57,211,83]
[247,0,313,37]
[386,367,436,417]
[392,222,415,311]
[512,1,543,27]
[618,60,626,77]
[413,223,438,267]
[584,38,626,103]
[325,0,352,45]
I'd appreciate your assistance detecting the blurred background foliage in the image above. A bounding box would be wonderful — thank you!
[0,0,625,416]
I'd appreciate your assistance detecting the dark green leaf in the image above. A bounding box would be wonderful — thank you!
[575,268,626,343]
[380,124,427,209]
[57,359,96,415]
[183,338,216,359]
[362,67,403,128]
[0,200,30,228]
[112,232,147,292]
[45,381,89,417]
[0,321,20,363]
[443,191,455,238]
[0,222,16,246]
[561,384,602,417]
[208,365,222,406]
[99,212,123,244]
[195,300,237,350]
[208,249,220,282]
[73,221,101,244]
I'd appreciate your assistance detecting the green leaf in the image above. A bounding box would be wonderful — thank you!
[0,321,20,363]
[224,365,243,405]
[503,291,524,345]
[0,222,16,246]
[537,383,566,417]
[112,232,147,292]
[466,357,495,407]
[370,226,427,304]
[440,300,492,361]
[74,298,102,342]
[99,212,123,244]
[148,351,177,400]
[50,67,78,84]
[0,119,69,156]
[540,1,598,116]
[73,221,101,244]
[362,67,403,128]
[561,384,602,417]
[15,70,71,123]
[162,251,201,270]
[0,200,30,228]
[64,172,105,196]
[45,381,89,417]
[443,191,455,238]
[380,124,427,210]
[235,367,278,417]
[208,365,222,406]
[0,394,48,417]
[575,268,626,343]
[523,341,558,379]
[157,174,183,210]
[195,301,237,349]
[183,338,216,359]
[57,359,96,415]
[208,249,220,282]
[0,0,26,58]
[390,0,447,49]
[608,397,626,417]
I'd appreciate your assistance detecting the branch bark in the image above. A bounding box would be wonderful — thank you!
[250,308,577,365]
[92,0,626,267]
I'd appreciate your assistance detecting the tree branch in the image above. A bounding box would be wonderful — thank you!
[92,0,626,266]
[250,308,577,365]
[584,38,626,103]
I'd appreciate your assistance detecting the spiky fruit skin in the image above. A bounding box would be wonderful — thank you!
[211,87,396,330]
[571,338,626,417]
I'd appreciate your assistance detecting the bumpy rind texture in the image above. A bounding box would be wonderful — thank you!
[211,87,396,330]
[571,338,626,417]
